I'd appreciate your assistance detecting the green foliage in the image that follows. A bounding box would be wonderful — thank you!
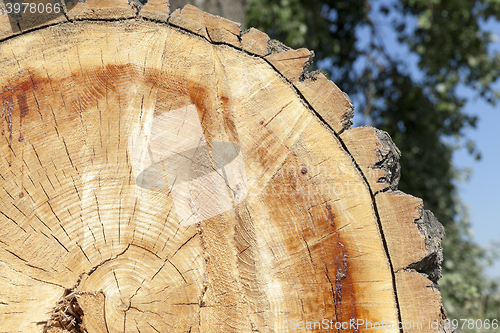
[247,0,500,329]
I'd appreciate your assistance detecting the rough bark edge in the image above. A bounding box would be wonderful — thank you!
[340,128,445,283]
[340,127,448,332]
[409,208,445,284]
[375,191,445,285]
[0,1,447,331]
[373,129,402,190]
[340,126,445,283]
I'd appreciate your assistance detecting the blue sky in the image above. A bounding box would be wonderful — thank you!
[330,2,500,278]
[454,16,500,279]
[455,82,500,279]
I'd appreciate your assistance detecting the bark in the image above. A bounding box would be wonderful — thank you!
[0,1,448,332]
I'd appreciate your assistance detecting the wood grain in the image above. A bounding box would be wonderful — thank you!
[0,2,448,332]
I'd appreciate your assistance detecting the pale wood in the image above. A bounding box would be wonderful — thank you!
[340,126,400,193]
[265,48,312,83]
[66,0,136,20]
[169,5,210,39]
[396,271,446,333]
[169,4,242,47]
[0,2,448,333]
[0,2,16,39]
[241,28,270,57]
[140,0,170,22]
[376,191,429,270]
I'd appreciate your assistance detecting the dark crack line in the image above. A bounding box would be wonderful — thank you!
[171,232,197,258]
[263,100,292,127]
[166,259,187,284]
[113,268,121,296]
[324,265,336,325]
[0,211,27,233]
[52,235,69,253]
[95,191,107,244]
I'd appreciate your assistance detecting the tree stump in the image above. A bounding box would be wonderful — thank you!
[0,1,448,332]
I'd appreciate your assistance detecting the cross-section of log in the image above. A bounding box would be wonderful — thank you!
[0,1,448,333]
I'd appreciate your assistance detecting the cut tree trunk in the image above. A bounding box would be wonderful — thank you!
[0,1,448,333]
